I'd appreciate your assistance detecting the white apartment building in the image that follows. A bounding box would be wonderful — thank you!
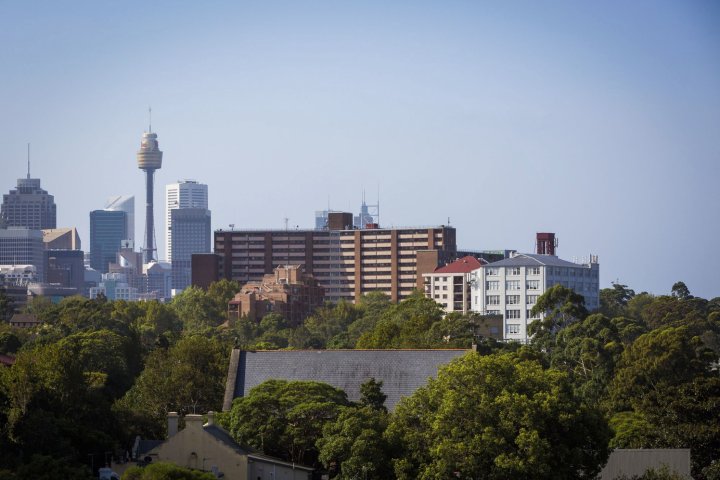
[423,256,485,314]
[471,253,599,342]
[165,180,208,262]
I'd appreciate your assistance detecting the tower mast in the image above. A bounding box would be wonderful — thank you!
[136,118,163,263]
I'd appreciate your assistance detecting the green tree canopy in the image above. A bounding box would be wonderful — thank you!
[359,377,387,412]
[387,351,611,480]
[115,336,227,441]
[0,330,135,467]
[607,324,720,478]
[529,284,589,351]
[356,291,445,348]
[600,283,635,318]
[317,405,394,480]
[222,379,350,466]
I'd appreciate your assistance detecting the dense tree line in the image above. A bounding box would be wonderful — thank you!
[0,279,717,478]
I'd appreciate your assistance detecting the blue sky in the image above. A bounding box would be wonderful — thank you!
[1,1,719,298]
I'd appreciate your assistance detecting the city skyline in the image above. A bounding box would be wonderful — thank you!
[1,1,719,299]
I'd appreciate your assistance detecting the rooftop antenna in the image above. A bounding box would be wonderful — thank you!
[148,106,152,133]
[377,183,380,227]
[26,143,30,179]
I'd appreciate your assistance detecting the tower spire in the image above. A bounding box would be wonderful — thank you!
[148,106,152,133]
[26,143,30,179]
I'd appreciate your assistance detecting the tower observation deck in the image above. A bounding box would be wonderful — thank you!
[137,130,163,263]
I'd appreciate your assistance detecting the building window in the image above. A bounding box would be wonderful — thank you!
[528,267,540,275]
[508,267,521,276]
[526,295,538,305]
[526,280,540,290]
[506,324,520,335]
[486,268,498,276]
[442,294,447,299]
[527,309,538,319]
[506,295,520,305]
[486,281,500,291]
[506,280,521,290]
[487,295,500,305]
[505,309,521,319]
[487,309,501,315]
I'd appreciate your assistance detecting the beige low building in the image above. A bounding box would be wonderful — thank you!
[120,412,312,480]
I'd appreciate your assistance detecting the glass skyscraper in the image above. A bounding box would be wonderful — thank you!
[170,207,211,291]
[89,210,127,274]
[1,174,56,230]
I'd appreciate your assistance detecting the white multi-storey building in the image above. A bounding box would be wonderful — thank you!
[471,253,599,342]
[423,256,485,314]
[165,181,208,262]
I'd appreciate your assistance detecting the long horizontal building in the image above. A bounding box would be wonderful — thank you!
[212,212,457,303]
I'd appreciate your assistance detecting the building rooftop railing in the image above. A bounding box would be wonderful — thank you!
[215,225,454,234]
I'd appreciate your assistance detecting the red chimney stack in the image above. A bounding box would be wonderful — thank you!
[536,232,557,255]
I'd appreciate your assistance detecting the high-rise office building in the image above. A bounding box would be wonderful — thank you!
[90,210,127,273]
[213,213,457,303]
[1,159,56,230]
[41,228,81,250]
[170,207,211,291]
[45,249,84,291]
[0,228,44,281]
[105,195,135,244]
[165,180,208,262]
[137,126,163,264]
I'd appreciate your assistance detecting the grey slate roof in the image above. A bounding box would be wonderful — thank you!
[486,253,587,268]
[223,349,469,411]
[203,425,252,455]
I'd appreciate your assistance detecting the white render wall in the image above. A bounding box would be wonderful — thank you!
[471,257,600,342]
[165,181,208,261]
[424,270,476,314]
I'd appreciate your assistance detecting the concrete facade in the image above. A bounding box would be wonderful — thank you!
[133,413,312,480]
[165,180,208,262]
[228,264,325,325]
[423,255,485,314]
[599,449,691,479]
[214,223,456,304]
[1,176,56,230]
[471,253,600,342]
[0,228,44,282]
[41,227,81,250]
[170,207,211,292]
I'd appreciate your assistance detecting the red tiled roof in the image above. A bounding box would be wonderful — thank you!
[433,256,485,274]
